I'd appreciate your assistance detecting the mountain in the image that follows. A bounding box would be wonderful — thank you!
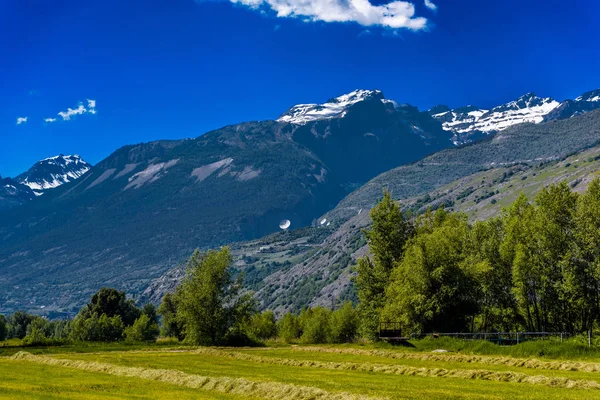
[0,176,36,210]
[0,89,451,314]
[147,108,600,315]
[16,155,91,196]
[0,155,91,210]
[431,89,600,144]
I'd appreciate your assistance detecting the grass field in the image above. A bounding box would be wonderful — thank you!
[5,340,600,399]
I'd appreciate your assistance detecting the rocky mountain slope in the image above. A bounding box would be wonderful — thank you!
[0,176,36,210]
[146,109,600,314]
[0,89,450,314]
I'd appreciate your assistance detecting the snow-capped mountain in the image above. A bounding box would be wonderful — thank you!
[16,154,91,196]
[431,90,600,145]
[277,89,398,125]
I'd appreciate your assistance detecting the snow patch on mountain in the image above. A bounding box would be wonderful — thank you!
[277,89,391,125]
[432,93,561,140]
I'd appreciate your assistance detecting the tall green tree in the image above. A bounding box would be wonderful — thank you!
[175,247,252,345]
[382,209,480,333]
[354,189,412,339]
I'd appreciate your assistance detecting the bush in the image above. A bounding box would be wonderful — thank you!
[248,311,277,340]
[300,307,331,344]
[277,313,301,343]
[125,314,159,342]
[70,313,124,342]
[329,302,358,343]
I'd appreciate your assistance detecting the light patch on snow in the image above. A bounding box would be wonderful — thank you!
[86,169,116,190]
[278,89,388,125]
[125,159,179,190]
[191,158,234,182]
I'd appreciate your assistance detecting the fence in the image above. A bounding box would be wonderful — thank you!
[379,322,574,345]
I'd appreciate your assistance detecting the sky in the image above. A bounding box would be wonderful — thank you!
[1,0,600,177]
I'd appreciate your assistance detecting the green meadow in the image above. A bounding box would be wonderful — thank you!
[4,341,600,400]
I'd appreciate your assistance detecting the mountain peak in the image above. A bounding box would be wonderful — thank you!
[16,154,91,195]
[277,89,390,125]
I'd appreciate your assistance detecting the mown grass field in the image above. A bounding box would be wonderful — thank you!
[5,339,600,399]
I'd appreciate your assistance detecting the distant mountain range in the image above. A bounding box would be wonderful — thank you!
[0,89,449,314]
[2,87,600,316]
[429,89,600,144]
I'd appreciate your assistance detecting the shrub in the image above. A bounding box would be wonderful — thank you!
[125,314,159,342]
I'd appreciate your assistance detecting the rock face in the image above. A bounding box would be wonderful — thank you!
[0,89,450,314]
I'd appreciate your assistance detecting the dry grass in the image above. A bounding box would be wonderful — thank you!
[290,346,600,373]
[182,347,600,391]
[9,351,384,400]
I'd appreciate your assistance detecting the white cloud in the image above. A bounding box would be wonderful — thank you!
[424,0,437,11]
[44,118,57,123]
[229,0,429,30]
[16,117,28,125]
[54,99,97,121]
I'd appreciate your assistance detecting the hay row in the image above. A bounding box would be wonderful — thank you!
[9,351,384,400]
[289,346,600,373]
[189,348,600,390]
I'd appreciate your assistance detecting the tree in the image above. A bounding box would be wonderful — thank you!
[0,314,7,341]
[355,189,412,340]
[142,303,159,325]
[299,307,331,344]
[383,209,480,333]
[329,302,358,343]
[70,313,124,342]
[277,313,301,343]
[158,293,183,339]
[78,288,141,327]
[125,314,159,342]
[174,247,250,345]
[7,311,35,339]
[248,310,277,340]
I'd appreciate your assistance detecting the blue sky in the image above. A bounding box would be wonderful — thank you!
[1,0,599,177]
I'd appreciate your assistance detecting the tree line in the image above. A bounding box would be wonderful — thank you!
[357,179,600,339]
[4,178,600,346]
